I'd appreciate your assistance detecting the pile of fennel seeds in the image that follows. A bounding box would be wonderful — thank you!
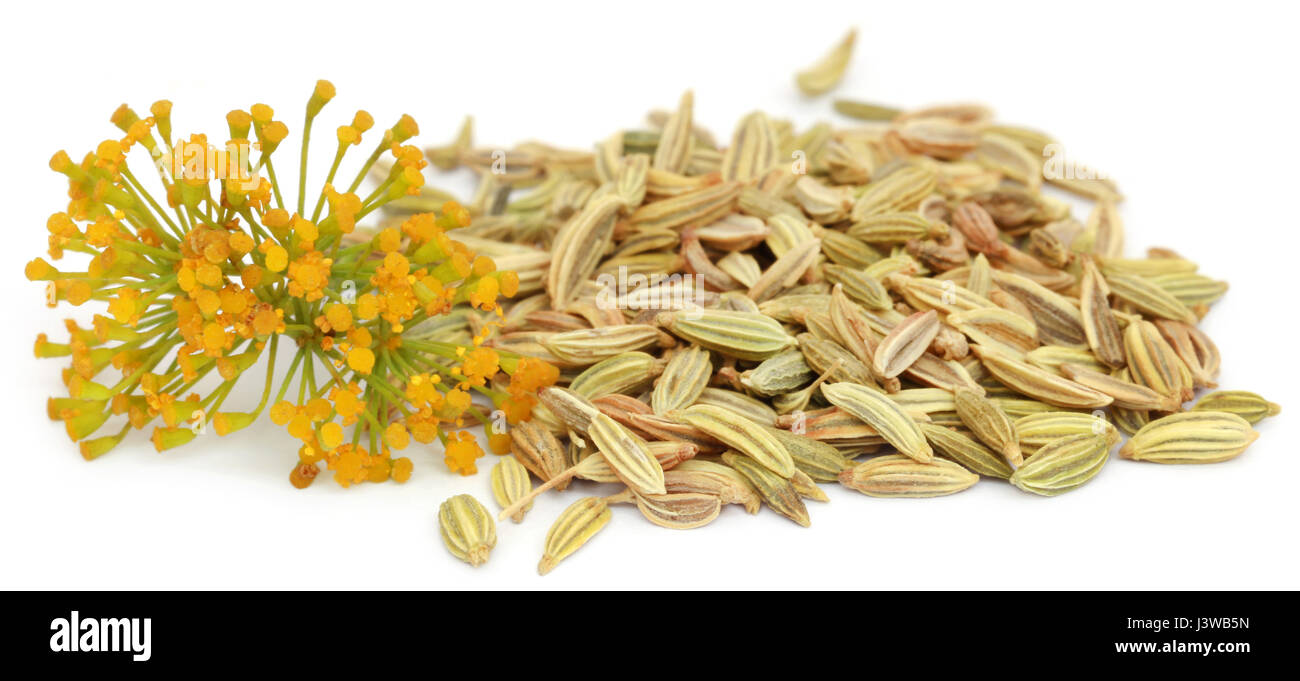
[391,53,1279,576]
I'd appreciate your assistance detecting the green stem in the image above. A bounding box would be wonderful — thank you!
[310,144,347,223]
[297,111,315,216]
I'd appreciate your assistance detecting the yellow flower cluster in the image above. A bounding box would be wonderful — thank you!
[29,81,558,488]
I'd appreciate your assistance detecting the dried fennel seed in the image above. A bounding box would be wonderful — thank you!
[795,28,857,96]
[395,57,1279,574]
[539,496,612,575]
[439,495,497,567]
[490,458,534,523]
[1009,433,1112,497]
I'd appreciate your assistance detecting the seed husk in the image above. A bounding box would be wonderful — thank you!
[903,351,984,394]
[947,306,1040,359]
[625,490,723,530]
[490,457,534,523]
[776,406,881,444]
[509,419,570,489]
[1024,345,1109,375]
[824,265,893,310]
[789,469,830,502]
[760,293,831,323]
[848,212,945,244]
[1009,433,1112,496]
[1058,362,1180,412]
[795,28,857,95]
[1123,320,1193,405]
[897,118,980,160]
[1084,200,1124,259]
[921,423,1014,479]
[765,212,819,259]
[964,253,994,297]
[888,388,957,414]
[851,165,936,220]
[537,386,602,436]
[1190,390,1281,424]
[820,382,933,462]
[1154,319,1220,389]
[796,179,857,225]
[771,361,839,415]
[768,426,851,482]
[798,333,878,387]
[970,345,1114,409]
[629,181,742,231]
[991,397,1063,419]
[677,404,796,477]
[1079,257,1126,368]
[885,273,992,316]
[438,494,497,567]
[569,351,665,399]
[1100,256,1197,278]
[653,91,695,174]
[1108,368,1153,437]
[713,293,761,316]
[626,412,726,453]
[721,451,810,527]
[1048,175,1123,202]
[953,386,1022,466]
[693,387,778,426]
[1027,227,1071,267]
[717,253,763,288]
[586,412,667,496]
[664,464,761,514]
[1119,411,1260,464]
[873,309,941,378]
[738,185,802,220]
[657,309,796,361]
[748,238,822,303]
[827,285,885,366]
[833,99,902,121]
[975,132,1043,190]
[539,496,612,575]
[1015,411,1119,453]
[651,345,713,414]
[721,112,778,183]
[543,324,664,366]
[837,454,978,498]
[1104,270,1198,325]
[695,213,767,251]
[1149,272,1229,307]
[546,195,626,308]
[990,270,1088,347]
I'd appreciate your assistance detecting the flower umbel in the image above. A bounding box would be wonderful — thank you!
[30,82,556,488]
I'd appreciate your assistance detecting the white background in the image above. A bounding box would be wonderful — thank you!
[2,0,1297,590]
